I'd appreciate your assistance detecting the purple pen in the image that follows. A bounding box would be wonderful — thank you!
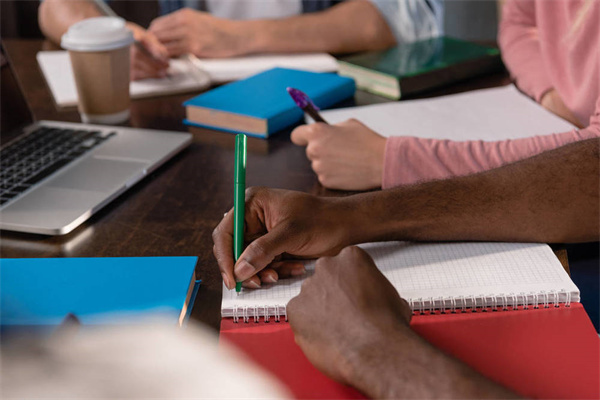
[286,87,329,124]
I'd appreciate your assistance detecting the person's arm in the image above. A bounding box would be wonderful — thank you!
[497,0,582,125]
[290,103,599,191]
[382,127,599,189]
[148,0,396,58]
[39,0,169,80]
[38,0,102,44]
[246,0,397,54]
[383,96,600,188]
[498,0,552,103]
[287,246,520,399]
[213,138,599,287]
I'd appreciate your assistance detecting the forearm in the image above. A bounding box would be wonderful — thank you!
[345,138,599,244]
[241,0,395,54]
[382,129,598,189]
[349,325,519,399]
[39,0,102,44]
[498,0,553,101]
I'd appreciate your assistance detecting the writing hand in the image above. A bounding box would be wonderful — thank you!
[148,8,248,58]
[212,188,352,290]
[291,119,387,191]
[126,23,169,81]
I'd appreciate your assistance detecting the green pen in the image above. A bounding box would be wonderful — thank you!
[233,134,247,293]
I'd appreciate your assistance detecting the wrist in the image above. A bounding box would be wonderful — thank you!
[370,136,386,188]
[234,20,264,55]
[342,324,415,398]
[337,190,409,245]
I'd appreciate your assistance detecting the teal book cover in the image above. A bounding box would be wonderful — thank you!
[183,67,355,138]
[0,257,200,327]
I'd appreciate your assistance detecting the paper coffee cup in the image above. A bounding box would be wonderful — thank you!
[61,17,134,124]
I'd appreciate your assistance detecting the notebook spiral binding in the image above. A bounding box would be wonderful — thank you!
[231,304,288,323]
[408,289,573,315]
[229,290,574,323]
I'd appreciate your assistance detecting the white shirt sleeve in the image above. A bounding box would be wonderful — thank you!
[369,0,444,43]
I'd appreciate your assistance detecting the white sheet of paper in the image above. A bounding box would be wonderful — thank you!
[36,51,211,107]
[320,86,575,140]
[36,51,338,107]
[192,53,339,83]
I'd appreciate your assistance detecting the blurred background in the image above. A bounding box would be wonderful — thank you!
[0,0,500,41]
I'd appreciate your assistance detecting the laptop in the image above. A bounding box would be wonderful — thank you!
[0,119,191,235]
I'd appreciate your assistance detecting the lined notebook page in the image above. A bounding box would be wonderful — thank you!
[221,242,580,317]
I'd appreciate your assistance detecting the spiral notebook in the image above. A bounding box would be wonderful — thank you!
[222,241,580,321]
[220,242,599,399]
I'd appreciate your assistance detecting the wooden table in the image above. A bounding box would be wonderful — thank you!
[0,39,511,331]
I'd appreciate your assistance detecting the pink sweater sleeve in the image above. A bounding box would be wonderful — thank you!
[498,0,553,102]
[382,127,599,189]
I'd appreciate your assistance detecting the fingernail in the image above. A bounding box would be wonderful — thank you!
[264,273,278,283]
[234,260,255,280]
[221,272,231,290]
[291,265,306,276]
[247,280,261,289]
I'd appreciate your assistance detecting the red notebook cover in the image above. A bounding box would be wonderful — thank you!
[220,303,600,399]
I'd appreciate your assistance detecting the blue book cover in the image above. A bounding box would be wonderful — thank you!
[0,257,200,328]
[183,67,356,138]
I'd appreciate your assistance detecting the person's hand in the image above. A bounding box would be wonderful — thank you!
[148,8,248,58]
[287,246,520,399]
[125,22,169,81]
[213,187,353,290]
[291,119,387,191]
[540,89,583,128]
[287,246,412,389]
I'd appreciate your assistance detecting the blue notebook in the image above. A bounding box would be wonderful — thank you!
[0,257,200,328]
[183,67,356,138]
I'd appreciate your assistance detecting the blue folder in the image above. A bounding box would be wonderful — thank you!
[0,257,200,328]
[183,67,356,138]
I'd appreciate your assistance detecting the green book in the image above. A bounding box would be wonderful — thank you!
[337,36,502,100]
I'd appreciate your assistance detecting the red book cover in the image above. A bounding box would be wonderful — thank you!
[220,303,600,399]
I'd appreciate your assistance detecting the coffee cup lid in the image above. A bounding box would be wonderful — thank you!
[61,17,134,52]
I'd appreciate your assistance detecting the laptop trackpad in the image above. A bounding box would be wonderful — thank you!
[47,157,149,192]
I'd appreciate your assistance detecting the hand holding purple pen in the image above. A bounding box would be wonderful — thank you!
[287,87,329,124]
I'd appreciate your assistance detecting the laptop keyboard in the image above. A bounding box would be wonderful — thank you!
[0,126,116,207]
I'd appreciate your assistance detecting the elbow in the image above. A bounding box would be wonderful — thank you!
[38,0,56,41]
[38,0,69,45]
[356,1,397,51]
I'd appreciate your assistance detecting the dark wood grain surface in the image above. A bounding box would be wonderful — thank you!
[0,39,511,331]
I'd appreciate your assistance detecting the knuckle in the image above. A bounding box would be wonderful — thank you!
[300,276,313,291]
[317,173,329,186]
[287,297,298,312]
[311,159,321,172]
[305,143,320,160]
[211,226,221,240]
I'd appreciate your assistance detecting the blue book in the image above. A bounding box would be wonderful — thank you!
[1,257,200,329]
[183,67,356,138]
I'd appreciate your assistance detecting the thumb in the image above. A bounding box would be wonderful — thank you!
[233,225,295,282]
[290,125,315,146]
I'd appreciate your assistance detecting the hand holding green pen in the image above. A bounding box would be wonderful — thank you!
[233,134,247,294]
